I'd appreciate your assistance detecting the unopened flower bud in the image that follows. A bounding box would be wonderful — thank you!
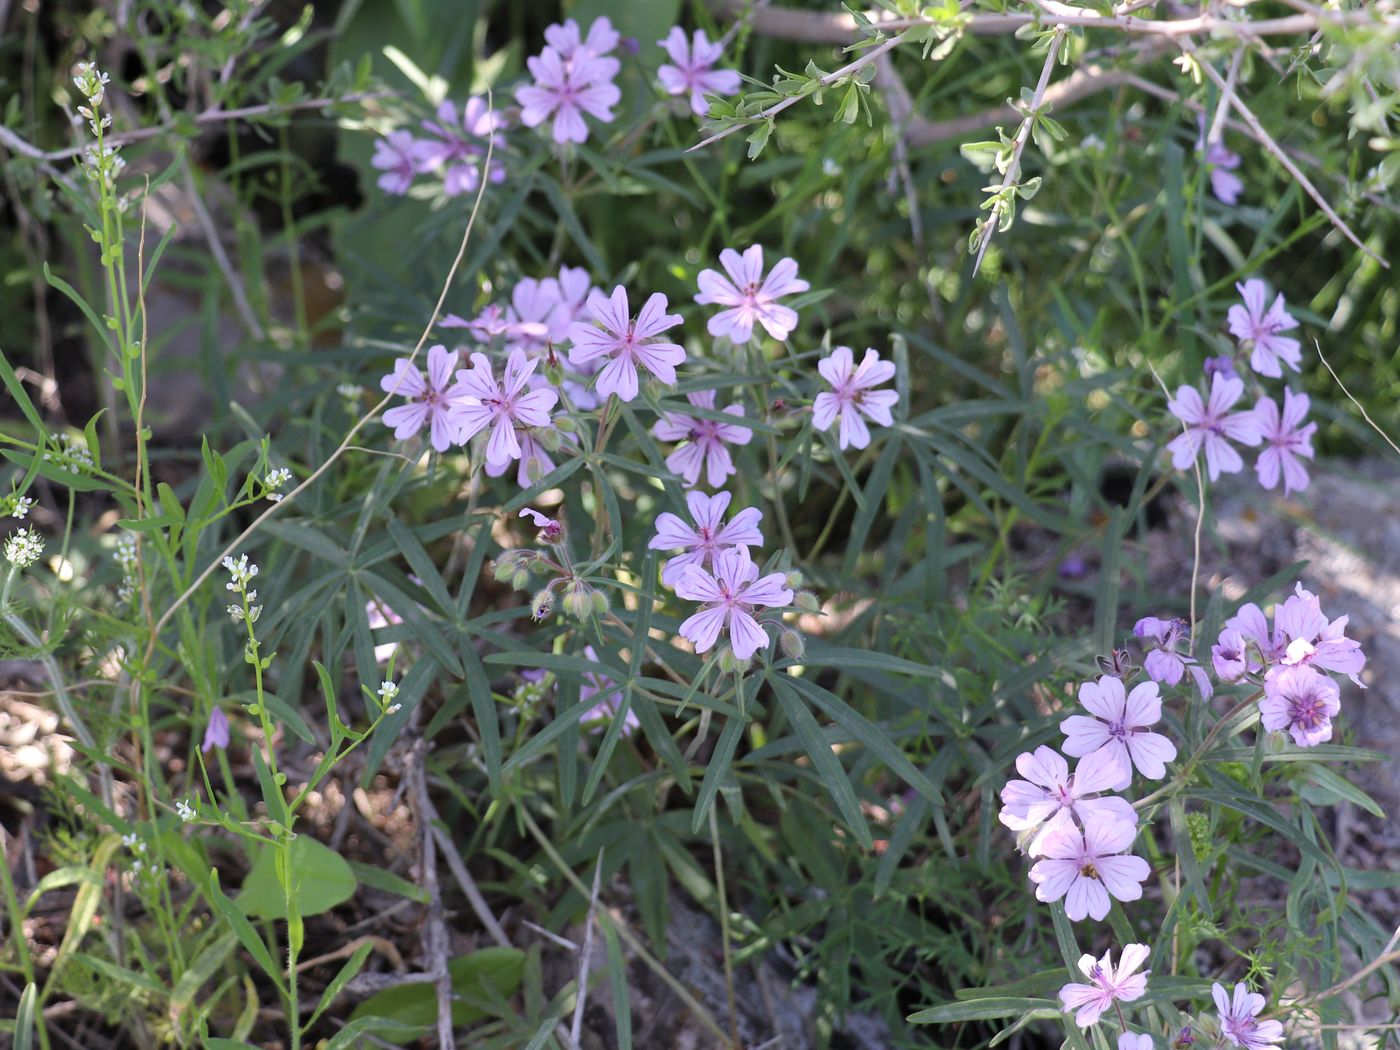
[795,590,821,614]
[591,589,609,616]
[555,415,577,433]
[779,629,805,659]
[544,360,563,386]
[718,648,752,674]
[785,570,804,590]
[561,578,594,620]
[511,566,532,590]
[536,426,562,452]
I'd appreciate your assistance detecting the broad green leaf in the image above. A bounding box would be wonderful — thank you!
[239,837,357,919]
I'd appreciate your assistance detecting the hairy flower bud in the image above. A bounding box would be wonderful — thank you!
[536,426,562,452]
[779,628,805,659]
[718,648,752,674]
[785,570,804,590]
[794,590,821,614]
[561,578,595,620]
[591,589,610,617]
[530,590,554,621]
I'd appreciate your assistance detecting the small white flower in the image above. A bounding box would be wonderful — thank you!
[378,680,399,703]
[7,495,33,519]
[268,493,284,503]
[4,528,44,568]
[175,799,195,823]
[386,703,402,715]
[121,832,138,848]
[265,467,292,491]
[222,554,259,591]
[130,858,144,875]
[336,383,364,400]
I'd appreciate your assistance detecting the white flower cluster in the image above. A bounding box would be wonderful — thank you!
[222,553,262,623]
[264,467,292,503]
[4,494,32,519]
[4,528,44,569]
[175,798,196,823]
[114,533,138,603]
[378,680,401,715]
[72,61,109,104]
[43,433,94,475]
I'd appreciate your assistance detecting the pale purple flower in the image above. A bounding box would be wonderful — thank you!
[813,346,899,451]
[1211,627,1252,682]
[1203,355,1238,381]
[520,508,562,543]
[1252,389,1316,496]
[505,277,568,354]
[566,286,686,402]
[674,546,793,660]
[202,706,230,753]
[577,645,640,735]
[1058,943,1150,1027]
[1134,616,1213,700]
[1212,982,1284,1050]
[516,47,620,145]
[649,490,764,587]
[1204,142,1242,205]
[453,348,558,468]
[380,345,469,453]
[545,17,620,64]
[419,97,505,196]
[1028,819,1149,921]
[554,266,597,327]
[1260,664,1340,747]
[1061,676,1177,788]
[1166,373,1263,481]
[442,303,509,340]
[694,245,809,344]
[1120,1035,1154,1050]
[371,130,435,195]
[657,27,742,115]
[653,390,753,488]
[1227,280,1301,378]
[998,746,1136,857]
[1232,583,1367,684]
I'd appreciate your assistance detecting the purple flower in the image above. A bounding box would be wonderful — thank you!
[545,17,620,64]
[577,645,640,735]
[1231,583,1366,684]
[649,490,764,587]
[657,27,742,116]
[1260,664,1341,747]
[1028,819,1149,921]
[1227,280,1301,378]
[1061,676,1177,788]
[1252,389,1316,496]
[419,97,505,196]
[520,507,562,543]
[505,277,569,354]
[674,546,792,660]
[516,47,620,145]
[694,245,809,344]
[201,707,230,753]
[813,346,900,451]
[1134,616,1213,699]
[1211,626,1251,682]
[371,131,435,195]
[1058,943,1150,1027]
[1166,373,1263,481]
[380,345,470,453]
[1203,355,1238,381]
[998,746,1136,857]
[1204,142,1242,205]
[1212,982,1284,1050]
[566,286,686,402]
[653,390,753,488]
[453,348,558,468]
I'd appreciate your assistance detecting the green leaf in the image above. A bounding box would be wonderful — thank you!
[208,870,283,989]
[771,676,873,849]
[909,997,1057,1023]
[306,941,374,1030]
[14,983,36,1050]
[348,948,526,1040]
[238,837,357,919]
[172,933,239,1019]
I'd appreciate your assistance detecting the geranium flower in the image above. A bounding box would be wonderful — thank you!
[674,546,792,660]
[1058,943,1151,1027]
[1134,616,1212,699]
[1227,280,1301,378]
[545,17,620,65]
[453,348,558,468]
[1166,373,1263,480]
[1252,389,1316,496]
[998,746,1136,857]
[566,286,686,402]
[1212,982,1284,1050]
[505,277,568,354]
[1211,626,1252,682]
[1028,819,1149,921]
[519,508,562,543]
[516,47,620,145]
[419,97,505,196]
[1204,141,1242,205]
[371,131,434,195]
[657,28,741,115]
[1061,676,1177,788]
[1229,583,1366,684]
[653,390,753,488]
[693,245,809,344]
[649,490,764,587]
[380,344,470,452]
[1260,664,1340,747]
[813,346,899,450]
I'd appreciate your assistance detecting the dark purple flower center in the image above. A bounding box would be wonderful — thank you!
[1288,689,1328,730]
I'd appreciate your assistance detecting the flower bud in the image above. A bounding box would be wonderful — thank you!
[511,566,532,590]
[795,590,821,614]
[779,628,805,659]
[785,570,804,590]
[536,426,562,452]
[555,416,577,434]
[530,590,554,621]
[561,578,594,620]
[718,648,752,674]
[591,589,610,616]
[544,359,563,386]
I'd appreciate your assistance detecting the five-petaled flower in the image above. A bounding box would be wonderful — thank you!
[1134,615,1212,699]
[1212,982,1284,1050]
[371,130,435,195]
[1252,388,1316,496]
[674,546,793,660]
[657,27,741,115]
[1058,943,1151,1027]
[1260,664,1340,747]
[1166,373,1263,481]
[650,490,764,587]
[454,348,559,469]
[998,745,1136,857]
[1061,676,1178,789]
[813,346,899,451]
[419,97,505,196]
[516,46,620,145]
[381,345,470,453]
[1028,819,1149,921]
[1227,280,1301,378]
[1204,141,1242,205]
[567,286,686,402]
[694,245,809,345]
[653,390,753,488]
